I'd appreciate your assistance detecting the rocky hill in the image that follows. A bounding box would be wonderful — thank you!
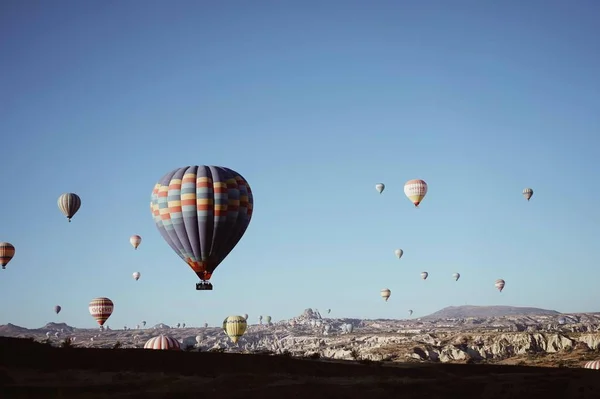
[422,305,560,319]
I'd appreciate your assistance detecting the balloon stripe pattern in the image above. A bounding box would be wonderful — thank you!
[150,166,254,281]
[0,242,15,269]
[404,179,428,207]
[223,315,247,343]
[584,360,600,370]
[57,193,82,222]
[144,335,181,350]
[88,297,114,326]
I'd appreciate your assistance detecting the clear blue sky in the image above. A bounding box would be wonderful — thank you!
[1,0,599,329]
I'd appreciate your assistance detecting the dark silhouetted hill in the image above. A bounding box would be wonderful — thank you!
[422,305,560,319]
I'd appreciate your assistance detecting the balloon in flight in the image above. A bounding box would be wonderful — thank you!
[404,179,428,207]
[54,305,61,314]
[394,249,403,259]
[0,242,15,269]
[375,183,385,194]
[421,271,429,280]
[130,235,142,250]
[243,313,248,321]
[144,335,181,350]
[380,288,391,302]
[408,309,413,316]
[523,188,534,201]
[57,193,81,222]
[222,315,247,344]
[132,272,141,281]
[495,279,505,292]
[89,297,114,326]
[150,165,254,289]
[453,272,460,281]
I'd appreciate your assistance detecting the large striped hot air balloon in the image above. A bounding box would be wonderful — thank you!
[0,242,15,269]
[223,315,247,344]
[150,166,254,291]
[57,193,81,222]
[130,235,142,250]
[88,297,114,326]
[144,335,181,350]
[495,279,505,292]
[584,360,600,370]
[380,288,391,302]
[404,179,428,207]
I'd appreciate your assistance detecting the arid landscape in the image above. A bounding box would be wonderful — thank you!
[2,306,600,398]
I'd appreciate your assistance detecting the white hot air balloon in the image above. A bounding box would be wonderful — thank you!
[345,323,354,333]
[144,335,181,350]
[132,272,141,281]
[380,288,391,302]
[522,188,533,201]
[584,360,600,370]
[453,272,460,281]
[404,179,428,207]
[375,183,385,194]
[130,235,142,249]
[421,271,429,280]
[394,249,403,259]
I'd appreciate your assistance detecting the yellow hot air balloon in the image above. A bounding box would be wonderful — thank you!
[222,315,247,344]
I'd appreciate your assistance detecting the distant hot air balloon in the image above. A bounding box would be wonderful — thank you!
[0,242,15,269]
[195,335,202,344]
[495,279,505,292]
[144,335,181,350]
[584,360,600,370]
[132,272,141,281]
[523,188,534,201]
[345,323,354,333]
[150,166,253,290]
[453,273,460,281]
[408,309,413,316]
[327,309,331,314]
[421,272,428,280]
[222,315,247,344]
[88,297,114,326]
[394,249,403,259]
[380,288,391,302]
[204,322,208,328]
[404,179,428,207]
[265,316,272,325]
[375,183,385,194]
[130,235,142,250]
[176,323,181,328]
[57,193,81,222]
[142,321,146,327]
[243,313,248,321]
[54,305,61,315]
[182,323,186,328]
[259,315,263,324]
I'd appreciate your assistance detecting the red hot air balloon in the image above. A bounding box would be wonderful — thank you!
[150,166,254,291]
[0,242,15,269]
[88,297,114,326]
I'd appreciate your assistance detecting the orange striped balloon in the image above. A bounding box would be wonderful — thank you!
[0,242,15,269]
[88,297,114,326]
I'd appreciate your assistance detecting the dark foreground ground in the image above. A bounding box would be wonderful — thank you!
[1,337,599,399]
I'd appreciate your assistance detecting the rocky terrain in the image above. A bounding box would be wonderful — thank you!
[2,306,600,369]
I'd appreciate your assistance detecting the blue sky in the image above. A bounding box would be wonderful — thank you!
[1,0,599,329]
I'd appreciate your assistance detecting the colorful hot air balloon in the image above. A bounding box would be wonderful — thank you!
[88,297,114,326]
[453,272,460,281]
[421,271,429,280]
[408,309,413,316]
[130,235,142,250]
[54,305,61,314]
[495,279,505,292]
[144,335,181,350]
[222,315,247,344]
[394,249,403,259]
[0,242,15,269]
[584,360,600,370]
[380,288,391,302]
[523,188,533,201]
[57,193,81,222]
[150,166,254,291]
[404,179,428,207]
[375,183,385,194]
[132,272,141,281]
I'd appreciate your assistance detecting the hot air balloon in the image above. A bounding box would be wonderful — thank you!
[243,313,248,321]
[88,297,113,326]
[54,305,61,314]
[523,188,533,201]
[345,323,354,333]
[408,309,413,316]
[453,273,460,281]
[182,323,186,328]
[0,242,15,269]
[130,235,142,250]
[421,271,428,280]
[222,315,247,344]
[375,183,385,194]
[380,288,391,302]
[495,279,505,292]
[132,272,141,281]
[584,360,600,370]
[265,316,272,325]
[204,322,208,328]
[404,179,428,207]
[258,315,263,324]
[195,335,202,344]
[142,321,146,327]
[144,335,181,350]
[327,309,331,314]
[394,249,403,259]
[150,165,254,291]
[57,193,81,222]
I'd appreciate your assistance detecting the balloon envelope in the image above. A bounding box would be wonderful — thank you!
[495,279,505,292]
[88,297,114,326]
[0,242,15,269]
[453,273,460,281]
[375,183,385,194]
[404,179,428,207]
[523,188,534,201]
[394,249,403,259]
[150,165,254,282]
[130,235,142,249]
[54,305,61,314]
[132,272,141,281]
[380,288,391,301]
[57,193,81,222]
[223,315,247,343]
[421,271,429,280]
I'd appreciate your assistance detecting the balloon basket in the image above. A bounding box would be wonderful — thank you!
[196,282,213,291]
